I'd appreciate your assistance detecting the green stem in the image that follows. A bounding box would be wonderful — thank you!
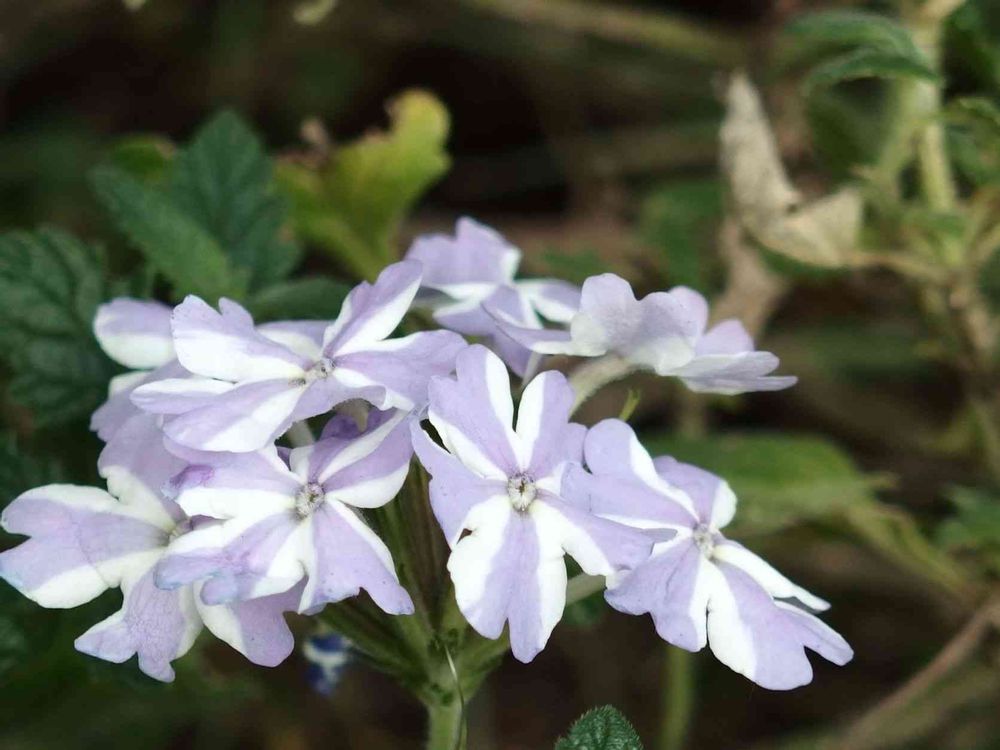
[425,695,466,750]
[659,648,694,750]
[568,356,635,414]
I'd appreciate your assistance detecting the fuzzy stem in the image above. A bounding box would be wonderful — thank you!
[568,356,636,414]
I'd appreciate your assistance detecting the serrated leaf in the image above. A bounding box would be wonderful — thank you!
[555,706,644,750]
[805,48,939,91]
[785,11,924,57]
[169,110,302,289]
[278,90,450,280]
[642,432,875,536]
[246,276,351,321]
[91,165,248,301]
[0,228,118,425]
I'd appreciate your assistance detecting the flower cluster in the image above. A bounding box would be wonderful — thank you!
[0,218,850,690]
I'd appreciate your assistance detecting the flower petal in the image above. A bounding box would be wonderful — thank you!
[332,329,466,411]
[707,562,852,690]
[323,260,422,356]
[300,501,414,615]
[406,217,520,290]
[427,345,519,479]
[0,485,168,608]
[514,369,582,479]
[172,296,310,382]
[673,352,797,395]
[94,298,174,370]
[196,581,301,667]
[651,455,737,530]
[517,279,581,323]
[74,566,201,683]
[713,541,830,611]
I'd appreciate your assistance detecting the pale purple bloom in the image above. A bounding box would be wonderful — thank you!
[91,298,177,440]
[411,345,652,662]
[489,273,796,395]
[405,218,580,376]
[131,261,466,452]
[0,432,298,682]
[574,419,852,690]
[155,409,415,616]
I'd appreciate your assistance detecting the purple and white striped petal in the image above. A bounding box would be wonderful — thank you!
[74,566,201,682]
[0,485,169,608]
[322,261,422,357]
[707,562,852,690]
[94,298,174,370]
[514,370,584,480]
[405,217,520,291]
[332,330,467,411]
[516,279,581,324]
[196,582,301,668]
[300,502,414,615]
[672,352,798,395]
[91,361,188,442]
[172,297,311,382]
[583,420,699,527]
[411,421,507,546]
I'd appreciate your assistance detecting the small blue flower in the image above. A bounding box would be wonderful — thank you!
[303,631,351,695]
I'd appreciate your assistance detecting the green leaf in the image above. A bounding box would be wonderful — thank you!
[805,48,939,91]
[938,487,1000,575]
[642,432,875,536]
[555,706,644,750]
[91,165,248,301]
[169,111,302,289]
[107,135,174,183]
[278,90,450,280]
[639,178,722,290]
[785,11,925,57]
[0,228,118,425]
[246,276,351,321]
[946,97,1000,187]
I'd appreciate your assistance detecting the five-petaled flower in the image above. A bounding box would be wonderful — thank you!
[405,218,580,376]
[574,419,853,689]
[0,433,298,682]
[489,273,797,395]
[411,345,653,662]
[131,261,466,452]
[155,409,415,617]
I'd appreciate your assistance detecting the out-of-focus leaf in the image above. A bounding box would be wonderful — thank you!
[555,706,644,750]
[91,166,248,301]
[806,88,884,176]
[805,49,938,91]
[938,487,1000,575]
[720,74,862,269]
[946,4,1000,94]
[107,135,175,183]
[640,178,722,290]
[247,276,351,321]
[0,228,118,425]
[278,90,450,280]
[294,0,337,24]
[947,97,1000,186]
[785,11,925,57]
[643,432,876,536]
[0,434,63,507]
[169,111,302,289]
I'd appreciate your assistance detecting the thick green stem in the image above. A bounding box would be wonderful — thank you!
[659,648,694,750]
[425,695,465,750]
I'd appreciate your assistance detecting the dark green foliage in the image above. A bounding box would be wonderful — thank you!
[640,178,722,290]
[0,228,118,425]
[555,706,644,750]
[938,487,1000,576]
[246,276,351,321]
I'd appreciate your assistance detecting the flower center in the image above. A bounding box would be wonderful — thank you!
[506,473,537,512]
[295,482,325,517]
[303,357,335,384]
[168,518,194,543]
[692,523,716,558]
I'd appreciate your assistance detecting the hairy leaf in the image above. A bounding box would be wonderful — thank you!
[247,276,351,321]
[169,111,302,289]
[555,706,644,750]
[0,228,117,425]
[91,165,248,301]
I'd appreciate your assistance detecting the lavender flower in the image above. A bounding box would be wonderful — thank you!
[489,273,796,394]
[154,409,415,616]
[405,218,580,376]
[575,419,853,690]
[0,431,298,682]
[131,261,466,452]
[411,345,652,662]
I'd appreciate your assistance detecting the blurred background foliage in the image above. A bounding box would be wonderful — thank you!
[2,0,1000,748]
